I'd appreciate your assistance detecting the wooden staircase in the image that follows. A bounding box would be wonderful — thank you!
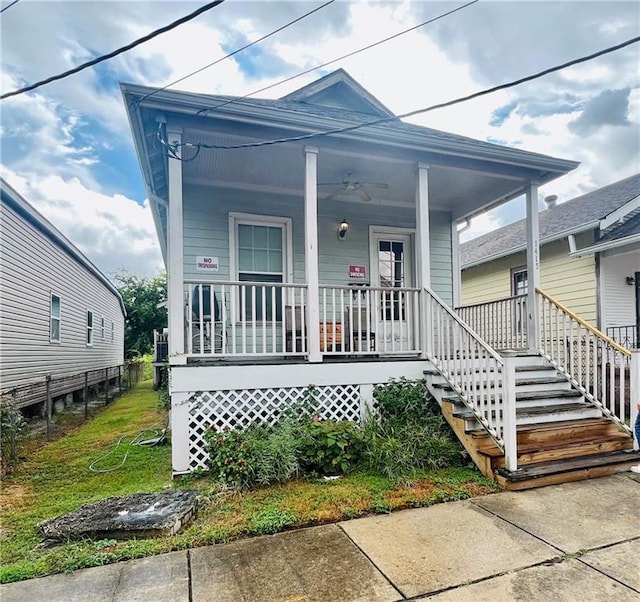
[425,352,640,490]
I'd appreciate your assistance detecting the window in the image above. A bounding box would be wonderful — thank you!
[511,267,528,297]
[111,321,115,343]
[231,214,291,321]
[50,294,61,343]
[101,316,105,340]
[87,310,93,346]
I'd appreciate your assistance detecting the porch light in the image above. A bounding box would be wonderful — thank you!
[338,218,349,239]
[626,276,636,286]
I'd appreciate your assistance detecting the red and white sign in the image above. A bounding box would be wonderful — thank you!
[348,265,367,279]
[196,256,219,272]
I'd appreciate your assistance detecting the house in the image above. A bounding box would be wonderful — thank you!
[459,174,640,350]
[0,179,126,412]
[122,69,639,487]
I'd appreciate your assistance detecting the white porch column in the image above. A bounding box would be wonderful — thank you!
[170,390,191,474]
[416,163,431,359]
[167,126,186,363]
[525,181,540,351]
[304,146,322,363]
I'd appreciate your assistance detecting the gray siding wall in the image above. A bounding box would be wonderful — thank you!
[182,184,453,303]
[0,202,125,390]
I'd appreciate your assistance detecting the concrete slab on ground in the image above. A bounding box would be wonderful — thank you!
[340,499,558,599]
[417,556,639,601]
[190,524,401,602]
[0,551,188,602]
[580,539,640,592]
[474,473,640,553]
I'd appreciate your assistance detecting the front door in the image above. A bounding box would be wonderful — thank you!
[370,230,414,352]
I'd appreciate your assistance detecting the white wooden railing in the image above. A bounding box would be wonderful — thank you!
[537,289,636,433]
[185,280,308,356]
[319,285,421,356]
[425,288,517,470]
[456,295,528,350]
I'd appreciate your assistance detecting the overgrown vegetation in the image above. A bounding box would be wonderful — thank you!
[0,399,27,475]
[0,378,495,585]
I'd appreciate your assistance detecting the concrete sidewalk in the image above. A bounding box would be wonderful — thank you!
[3,472,639,601]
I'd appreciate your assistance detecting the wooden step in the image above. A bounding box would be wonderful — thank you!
[495,450,640,490]
[516,417,625,446]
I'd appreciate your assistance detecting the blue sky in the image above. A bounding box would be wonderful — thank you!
[1,1,639,277]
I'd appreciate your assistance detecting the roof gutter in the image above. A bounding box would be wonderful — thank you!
[569,232,640,257]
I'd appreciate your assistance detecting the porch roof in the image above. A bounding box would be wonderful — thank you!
[121,69,578,260]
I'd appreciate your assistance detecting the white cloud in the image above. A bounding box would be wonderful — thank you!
[2,167,163,279]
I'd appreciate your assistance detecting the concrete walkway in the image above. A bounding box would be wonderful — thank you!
[3,472,639,601]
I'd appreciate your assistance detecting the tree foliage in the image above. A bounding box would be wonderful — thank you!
[115,270,167,357]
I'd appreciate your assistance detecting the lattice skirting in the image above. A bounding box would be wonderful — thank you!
[186,385,362,472]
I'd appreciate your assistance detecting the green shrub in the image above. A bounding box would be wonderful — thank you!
[373,378,434,423]
[205,427,256,490]
[362,414,463,482]
[243,422,301,486]
[299,419,364,475]
[0,401,27,474]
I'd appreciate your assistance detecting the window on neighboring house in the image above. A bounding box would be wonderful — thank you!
[87,310,94,346]
[111,321,115,343]
[231,214,291,321]
[101,316,105,340]
[511,268,528,296]
[50,294,61,343]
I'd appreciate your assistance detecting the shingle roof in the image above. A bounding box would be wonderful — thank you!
[461,173,640,268]
[599,208,640,243]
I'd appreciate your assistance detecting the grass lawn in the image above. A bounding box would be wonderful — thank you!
[0,380,498,584]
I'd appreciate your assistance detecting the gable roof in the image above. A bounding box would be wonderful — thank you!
[0,178,126,317]
[461,173,640,268]
[281,68,395,117]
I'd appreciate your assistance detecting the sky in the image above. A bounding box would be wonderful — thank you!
[1,0,639,279]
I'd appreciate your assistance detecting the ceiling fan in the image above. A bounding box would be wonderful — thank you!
[318,172,390,202]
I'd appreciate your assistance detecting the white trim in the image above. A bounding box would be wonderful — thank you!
[304,146,321,363]
[170,360,427,392]
[600,193,640,231]
[569,233,640,257]
[50,292,61,344]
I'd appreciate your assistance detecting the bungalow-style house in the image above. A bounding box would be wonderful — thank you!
[122,69,639,488]
[459,174,640,350]
[0,179,126,412]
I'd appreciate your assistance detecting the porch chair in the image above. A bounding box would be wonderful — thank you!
[191,285,226,354]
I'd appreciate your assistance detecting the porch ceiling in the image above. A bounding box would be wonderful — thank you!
[181,128,539,218]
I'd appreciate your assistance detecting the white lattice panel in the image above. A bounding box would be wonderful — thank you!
[187,385,361,471]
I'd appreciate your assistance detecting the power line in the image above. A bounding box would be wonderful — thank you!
[159,35,640,156]
[132,0,335,110]
[0,0,21,14]
[1,0,227,100]
[196,0,479,117]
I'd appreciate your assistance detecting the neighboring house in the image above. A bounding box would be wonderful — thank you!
[122,68,639,486]
[0,179,126,411]
[459,174,640,349]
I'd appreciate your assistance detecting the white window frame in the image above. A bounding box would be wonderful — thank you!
[50,293,61,343]
[87,310,94,346]
[229,212,294,323]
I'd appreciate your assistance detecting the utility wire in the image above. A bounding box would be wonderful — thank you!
[1,0,227,100]
[0,0,21,14]
[132,0,335,110]
[196,0,479,116]
[159,34,640,155]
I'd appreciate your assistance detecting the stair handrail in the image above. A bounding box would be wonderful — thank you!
[424,287,517,468]
[536,288,633,432]
[536,289,631,358]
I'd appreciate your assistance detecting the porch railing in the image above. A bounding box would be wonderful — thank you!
[537,289,634,432]
[606,325,638,350]
[455,295,527,350]
[153,329,168,362]
[185,280,307,356]
[319,285,421,356]
[425,288,517,470]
